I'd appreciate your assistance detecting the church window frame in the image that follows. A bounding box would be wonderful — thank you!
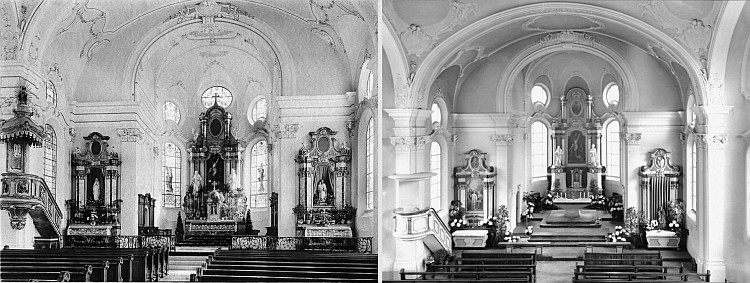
[430,141,442,210]
[604,82,620,107]
[604,119,621,179]
[164,101,181,124]
[46,80,57,106]
[43,124,57,197]
[249,140,269,208]
[530,121,549,178]
[162,142,182,208]
[365,118,375,210]
[201,86,233,108]
[530,84,549,106]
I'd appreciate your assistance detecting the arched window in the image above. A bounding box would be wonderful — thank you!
[430,142,441,210]
[201,86,233,108]
[249,140,268,208]
[365,118,375,210]
[46,80,57,106]
[431,102,442,127]
[164,102,180,124]
[162,143,181,207]
[531,85,548,105]
[366,71,374,99]
[604,83,620,106]
[605,120,621,178]
[250,97,267,123]
[43,125,57,197]
[530,122,548,177]
[690,140,697,211]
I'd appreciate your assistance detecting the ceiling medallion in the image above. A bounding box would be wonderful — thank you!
[522,15,604,32]
[536,31,598,47]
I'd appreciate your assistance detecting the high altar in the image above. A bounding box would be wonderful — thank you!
[294,127,354,238]
[548,88,604,198]
[182,102,247,235]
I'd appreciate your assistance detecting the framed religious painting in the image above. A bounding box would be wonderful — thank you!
[454,150,497,221]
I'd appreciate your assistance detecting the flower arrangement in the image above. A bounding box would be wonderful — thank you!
[668,220,680,231]
[524,225,534,235]
[449,200,465,220]
[450,218,467,231]
[480,216,498,229]
[607,225,630,242]
[432,249,452,265]
[87,211,99,225]
[503,231,521,242]
[497,205,510,232]
[646,219,659,231]
[587,194,608,210]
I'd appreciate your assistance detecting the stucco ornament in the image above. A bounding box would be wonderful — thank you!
[678,19,712,56]
[703,74,724,106]
[400,24,435,57]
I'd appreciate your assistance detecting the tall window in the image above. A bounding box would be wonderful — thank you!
[46,80,57,106]
[164,102,180,124]
[691,140,697,211]
[43,125,57,197]
[201,86,233,108]
[604,83,620,106]
[249,141,268,208]
[162,143,181,207]
[430,142,441,210]
[530,122,548,177]
[365,118,374,210]
[605,121,621,178]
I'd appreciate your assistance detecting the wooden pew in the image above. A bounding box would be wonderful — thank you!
[583,252,661,266]
[398,268,532,282]
[572,270,711,282]
[1,260,112,282]
[0,265,92,282]
[1,247,164,282]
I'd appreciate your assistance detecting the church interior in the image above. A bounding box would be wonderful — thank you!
[0,0,377,281]
[381,1,750,282]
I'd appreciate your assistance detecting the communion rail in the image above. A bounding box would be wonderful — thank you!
[231,236,373,253]
[1,172,63,237]
[63,235,176,249]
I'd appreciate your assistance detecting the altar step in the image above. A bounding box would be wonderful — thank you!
[528,234,606,242]
[540,222,601,228]
[162,247,217,282]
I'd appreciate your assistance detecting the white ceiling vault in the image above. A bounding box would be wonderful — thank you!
[6,0,376,105]
[383,0,726,111]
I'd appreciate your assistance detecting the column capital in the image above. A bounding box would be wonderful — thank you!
[695,134,727,149]
[274,123,299,139]
[490,134,515,145]
[384,109,432,127]
[389,136,430,151]
[117,128,143,142]
[621,132,641,145]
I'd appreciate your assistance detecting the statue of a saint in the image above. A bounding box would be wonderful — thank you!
[257,167,265,192]
[316,180,328,205]
[553,146,563,167]
[228,168,239,194]
[589,145,598,166]
[191,171,203,191]
[92,178,100,201]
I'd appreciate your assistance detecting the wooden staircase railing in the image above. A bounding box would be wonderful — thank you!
[1,172,63,238]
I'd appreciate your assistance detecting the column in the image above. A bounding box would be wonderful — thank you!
[383,108,432,279]
[621,132,641,213]
[117,128,143,235]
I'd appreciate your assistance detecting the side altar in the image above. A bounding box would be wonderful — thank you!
[293,127,356,237]
[182,102,248,235]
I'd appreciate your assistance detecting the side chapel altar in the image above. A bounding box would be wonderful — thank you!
[181,102,248,236]
[294,127,355,238]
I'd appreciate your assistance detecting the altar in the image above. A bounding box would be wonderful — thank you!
[296,224,352,238]
[452,229,488,248]
[187,219,240,235]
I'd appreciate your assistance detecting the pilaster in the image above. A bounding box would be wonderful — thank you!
[116,127,143,235]
[621,132,641,212]
[491,134,514,226]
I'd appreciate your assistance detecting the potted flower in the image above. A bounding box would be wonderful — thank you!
[449,218,466,232]
[524,225,534,235]
[343,205,356,224]
[175,212,184,242]
[432,249,451,265]
[292,204,306,224]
